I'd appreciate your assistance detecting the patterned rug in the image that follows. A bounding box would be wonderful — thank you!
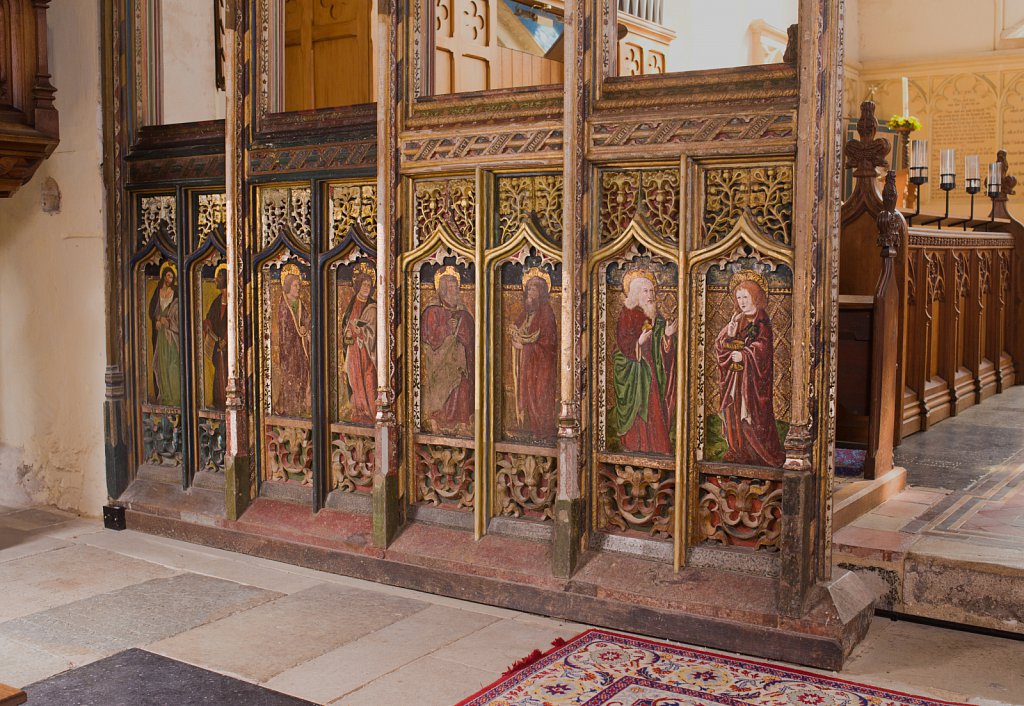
[457,629,966,706]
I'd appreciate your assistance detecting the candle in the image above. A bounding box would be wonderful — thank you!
[902,76,909,117]
[989,162,1002,196]
[965,155,980,181]
[910,139,928,169]
[940,149,955,175]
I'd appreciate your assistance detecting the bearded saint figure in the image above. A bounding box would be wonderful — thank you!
[421,266,474,431]
[714,272,786,467]
[509,268,558,440]
[341,262,377,423]
[274,264,311,418]
[149,261,181,407]
[202,264,228,409]
[609,268,678,454]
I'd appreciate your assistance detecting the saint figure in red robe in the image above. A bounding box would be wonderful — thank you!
[609,269,677,454]
[421,267,474,433]
[714,275,786,467]
[510,269,558,441]
[274,265,311,418]
[341,262,377,423]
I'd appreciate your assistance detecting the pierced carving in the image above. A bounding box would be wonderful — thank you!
[402,130,563,163]
[248,141,376,176]
[142,411,183,466]
[495,453,557,520]
[590,114,797,148]
[331,432,375,493]
[925,251,946,305]
[703,165,793,246]
[266,424,313,484]
[260,187,312,250]
[138,195,176,248]
[844,102,890,177]
[497,174,563,243]
[197,417,225,473]
[330,183,378,247]
[978,251,992,298]
[414,178,476,247]
[196,193,226,247]
[596,463,674,538]
[998,251,1011,305]
[416,443,475,509]
[600,168,680,244]
[953,251,970,302]
[698,475,782,551]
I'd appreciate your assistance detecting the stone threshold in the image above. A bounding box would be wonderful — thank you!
[832,467,908,532]
[114,481,873,671]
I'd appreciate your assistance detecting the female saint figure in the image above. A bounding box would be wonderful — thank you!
[340,262,377,423]
[275,263,311,417]
[714,271,785,467]
[149,261,181,407]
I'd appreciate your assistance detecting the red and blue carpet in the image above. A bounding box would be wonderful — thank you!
[457,629,965,706]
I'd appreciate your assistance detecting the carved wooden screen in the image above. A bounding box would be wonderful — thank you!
[255,185,315,489]
[132,194,184,472]
[590,167,681,557]
[687,163,795,569]
[325,181,378,496]
[130,189,228,482]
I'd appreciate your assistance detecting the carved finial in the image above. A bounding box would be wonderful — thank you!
[876,171,904,253]
[784,24,798,63]
[844,101,890,177]
[998,150,1017,198]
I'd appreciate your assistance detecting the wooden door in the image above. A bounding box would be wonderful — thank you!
[285,0,372,111]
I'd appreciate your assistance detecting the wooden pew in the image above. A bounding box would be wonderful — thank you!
[838,102,1019,476]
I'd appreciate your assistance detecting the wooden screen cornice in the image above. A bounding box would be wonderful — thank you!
[0,0,58,197]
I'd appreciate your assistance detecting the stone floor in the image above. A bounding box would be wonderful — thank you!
[835,386,1024,632]
[0,505,1022,705]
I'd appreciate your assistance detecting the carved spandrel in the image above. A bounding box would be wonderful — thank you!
[703,165,793,247]
[596,462,674,539]
[416,443,475,509]
[196,193,226,247]
[599,168,680,245]
[330,183,378,247]
[414,178,475,247]
[497,174,563,244]
[138,195,176,248]
[260,187,312,250]
[331,432,375,493]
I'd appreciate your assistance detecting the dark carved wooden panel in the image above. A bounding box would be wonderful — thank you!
[0,0,58,196]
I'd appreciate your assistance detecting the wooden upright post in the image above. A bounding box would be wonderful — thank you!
[223,0,252,519]
[373,0,402,548]
[864,172,906,479]
[552,0,586,579]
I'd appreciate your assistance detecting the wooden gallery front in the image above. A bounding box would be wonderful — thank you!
[101,0,867,668]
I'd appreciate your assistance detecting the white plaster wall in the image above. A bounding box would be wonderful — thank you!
[661,0,798,73]
[0,1,106,514]
[160,0,225,124]
[857,0,998,64]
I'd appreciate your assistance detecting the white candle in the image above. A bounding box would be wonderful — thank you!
[989,162,1002,192]
[940,149,955,176]
[911,139,928,169]
[965,155,980,181]
[902,76,909,117]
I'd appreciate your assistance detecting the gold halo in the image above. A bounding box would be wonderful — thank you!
[433,265,460,291]
[728,269,769,297]
[521,267,551,291]
[214,262,228,279]
[622,267,656,294]
[353,261,376,281]
[281,263,302,283]
[159,261,177,280]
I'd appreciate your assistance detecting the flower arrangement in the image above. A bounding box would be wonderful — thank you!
[887,115,922,131]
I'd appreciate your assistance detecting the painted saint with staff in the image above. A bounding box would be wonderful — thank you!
[509,267,559,441]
